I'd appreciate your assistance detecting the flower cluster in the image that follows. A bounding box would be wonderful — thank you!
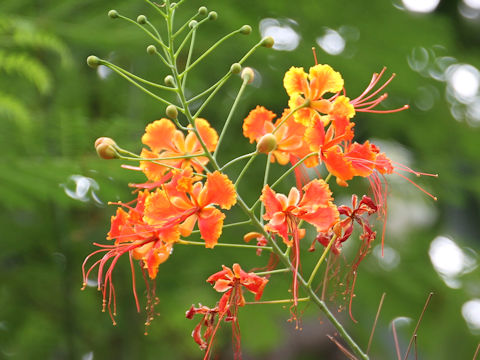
[82,2,437,357]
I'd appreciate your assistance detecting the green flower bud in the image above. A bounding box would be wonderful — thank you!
[166,105,178,119]
[189,20,198,29]
[256,133,277,154]
[198,6,208,15]
[86,55,101,69]
[230,63,242,74]
[147,45,157,55]
[261,36,275,48]
[108,10,119,19]
[137,15,147,24]
[240,25,252,35]
[241,67,255,84]
[95,137,118,159]
[208,11,217,20]
[164,75,175,87]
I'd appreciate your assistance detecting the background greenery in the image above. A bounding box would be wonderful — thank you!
[1,0,479,359]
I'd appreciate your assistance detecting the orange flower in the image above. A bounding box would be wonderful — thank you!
[140,118,218,181]
[82,190,178,324]
[207,263,268,313]
[261,180,339,245]
[283,64,351,125]
[242,106,318,168]
[143,169,237,248]
[261,180,338,308]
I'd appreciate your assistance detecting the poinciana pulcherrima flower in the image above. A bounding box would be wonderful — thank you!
[82,190,178,325]
[199,263,268,359]
[185,304,220,352]
[261,180,339,309]
[140,118,218,181]
[143,168,237,248]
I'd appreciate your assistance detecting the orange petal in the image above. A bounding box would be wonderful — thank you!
[197,207,225,248]
[139,148,169,182]
[331,95,355,119]
[283,66,308,96]
[142,119,177,152]
[347,141,376,177]
[298,179,334,209]
[304,115,326,152]
[324,146,355,182]
[242,106,276,143]
[289,95,314,125]
[299,204,339,233]
[260,185,283,219]
[308,64,344,99]
[195,118,218,152]
[201,171,237,210]
[144,189,180,225]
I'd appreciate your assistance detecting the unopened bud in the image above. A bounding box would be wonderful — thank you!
[198,6,208,15]
[256,133,277,154]
[137,15,147,24]
[166,105,178,119]
[189,20,198,29]
[240,25,252,35]
[108,10,119,19]
[95,137,118,159]
[164,75,175,87]
[208,11,217,20]
[261,36,275,48]
[241,67,255,83]
[146,45,157,55]
[86,55,101,69]
[230,63,242,74]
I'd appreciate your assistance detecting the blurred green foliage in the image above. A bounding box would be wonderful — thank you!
[1,0,479,359]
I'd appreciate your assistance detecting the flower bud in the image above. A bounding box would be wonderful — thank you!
[137,15,147,24]
[146,45,157,55]
[241,67,255,84]
[189,20,198,29]
[198,6,208,15]
[208,11,217,20]
[164,75,175,87]
[108,10,119,19]
[240,25,252,35]
[95,137,118,159]
[230,63,242,74]
[256,133,277,154]
[86,55,101,69]
[261,36,275,48]
[166,105,178,119]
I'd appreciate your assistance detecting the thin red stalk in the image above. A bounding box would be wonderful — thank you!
[327,335,358,360]
[367,292,386,354]
[473,343,480,360]
[392,320,402,360]
[394,171,437,200]
[348,270,358,323]
[129,252,141,312]
[403,292,434,360]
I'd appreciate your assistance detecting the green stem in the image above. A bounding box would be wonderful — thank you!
[234,153,259,188]
[307,234,337,287]
[260,154,272,224]
[246,297,310,305]
[272,102,308,134]
[220,151,257,171]
[255,268,290,276]
[177,239,272,251]
[100,61,173,106]
[181,27,197,91]
[181,27,243,75]
[214,76,249,158]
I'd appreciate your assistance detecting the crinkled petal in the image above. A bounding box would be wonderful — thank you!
[198,207,225,248]
[243,106,276,143]
[142,119,177,152]
[201,171,237,210]
[284,66,309,96]
[195,118,219,152]
[298,179,334,209]
[260,185,284,219]
[300,204,339,233]
[308,64,344,99]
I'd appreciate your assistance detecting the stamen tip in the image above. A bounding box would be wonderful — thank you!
[433,196,438,201]
[403,104,409,109]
